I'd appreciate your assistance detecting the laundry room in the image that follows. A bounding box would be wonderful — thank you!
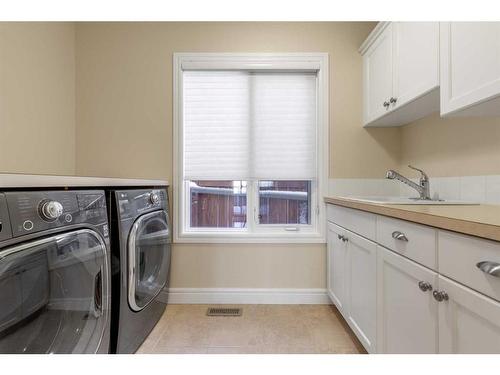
[1,0,500,373]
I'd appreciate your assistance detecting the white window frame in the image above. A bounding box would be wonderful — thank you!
[173,53,329,243]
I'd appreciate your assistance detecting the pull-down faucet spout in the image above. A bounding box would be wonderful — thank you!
[386,165,431,200]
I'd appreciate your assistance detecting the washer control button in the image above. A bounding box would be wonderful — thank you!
[64,214,73,223]
[39,200,64,221]
[23,220,34,231]
[150,193,160,205]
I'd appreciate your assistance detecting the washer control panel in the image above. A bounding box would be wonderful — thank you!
[116,189,168,220]
[5,190,108,238]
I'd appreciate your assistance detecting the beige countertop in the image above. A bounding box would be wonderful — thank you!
[0,173,169,189]
[325,196,500,242]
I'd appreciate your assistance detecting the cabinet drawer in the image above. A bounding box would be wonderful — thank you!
[326,204,376,241]
[439,230,500,302]
[377,216,437,270]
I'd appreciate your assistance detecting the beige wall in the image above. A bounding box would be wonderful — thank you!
[0,22,76,175]
[75,22,398,180]
[170,243,325,288]
[399,112,500,177]
[75,22,396,289]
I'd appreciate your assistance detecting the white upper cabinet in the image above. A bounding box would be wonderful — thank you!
[360,22,440,127]
[363,23,393,123]
[393,22,440,109]
[440,22,500,116]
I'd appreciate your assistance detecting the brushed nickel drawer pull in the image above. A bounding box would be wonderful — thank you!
[392,231,408,242]
[476,261,500,278]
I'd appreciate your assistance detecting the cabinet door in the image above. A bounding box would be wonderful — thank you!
[438,275,500,353]
[441,22,500,116]
[327,222,347,312]
[377,246,439,353]
[393,22,439,109]
[345,231,377,353]
[363,23,393,123]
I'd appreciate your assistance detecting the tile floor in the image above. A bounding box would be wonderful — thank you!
[136,304,365,354]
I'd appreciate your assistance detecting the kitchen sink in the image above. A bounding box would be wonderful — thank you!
[337,196,479,205]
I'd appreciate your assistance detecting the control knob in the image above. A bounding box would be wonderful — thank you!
[40,200,64,221]
[150,193,160,205]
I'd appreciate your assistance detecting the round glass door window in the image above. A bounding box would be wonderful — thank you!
[128,210,170,311]
[0,229,109,354]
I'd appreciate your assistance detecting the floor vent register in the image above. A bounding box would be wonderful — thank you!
[206,307,242,317]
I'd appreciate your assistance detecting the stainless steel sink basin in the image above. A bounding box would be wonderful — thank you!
[338,196,479,205]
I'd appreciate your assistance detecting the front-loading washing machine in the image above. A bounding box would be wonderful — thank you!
[107,188,171,354]
[0,189,111,353]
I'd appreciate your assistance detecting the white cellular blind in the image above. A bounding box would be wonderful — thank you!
[184,71,250,180]
[183,71,317,180]
[252,74,316,179]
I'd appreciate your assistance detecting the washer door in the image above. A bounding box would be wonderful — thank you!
[128,210,170,312]
[0,229,109,354]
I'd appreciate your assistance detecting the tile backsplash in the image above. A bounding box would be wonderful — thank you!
[329,175,500,205]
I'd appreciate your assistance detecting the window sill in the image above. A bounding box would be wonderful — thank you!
[174,231,326,244]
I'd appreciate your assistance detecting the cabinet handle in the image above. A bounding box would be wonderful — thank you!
[390,97,397,104]
[392,231,408,242]
[476,261,500,278]
[337,234,348,243]
[418,281,433,292]
[383,101,390,108]
[433,290,449,302]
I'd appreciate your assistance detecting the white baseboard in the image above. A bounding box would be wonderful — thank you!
[158,288,331,305]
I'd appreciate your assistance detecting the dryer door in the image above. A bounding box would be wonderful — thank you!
[0,229,109,354]
[128,210,170,312]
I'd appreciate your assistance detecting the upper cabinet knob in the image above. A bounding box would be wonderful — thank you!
[390,97,397,104]
[39,200,64,221]
[383,101,390,108]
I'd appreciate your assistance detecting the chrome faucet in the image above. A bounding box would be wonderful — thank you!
[386,165,431,200]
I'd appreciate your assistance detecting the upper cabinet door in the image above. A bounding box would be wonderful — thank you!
[363,23,393,124]
[438,275,500,354]
[393,22,439,109]
[361,22,440,127]
[441,22,500,116]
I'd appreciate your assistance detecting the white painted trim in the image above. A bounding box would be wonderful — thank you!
[159,288,331,305]
[359,22,389,55]
[172,52,329,244]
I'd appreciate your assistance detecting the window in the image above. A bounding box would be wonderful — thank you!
[190,180,247,228]
[174,53,328,243]
[258,180,311,225]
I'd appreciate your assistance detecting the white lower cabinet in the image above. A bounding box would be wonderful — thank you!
[326,222,377,353]
[437,275,500,354]
[327,222,347,311]
[327,203,500,354]
[345,232,377,353]
[377,246,438,353]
